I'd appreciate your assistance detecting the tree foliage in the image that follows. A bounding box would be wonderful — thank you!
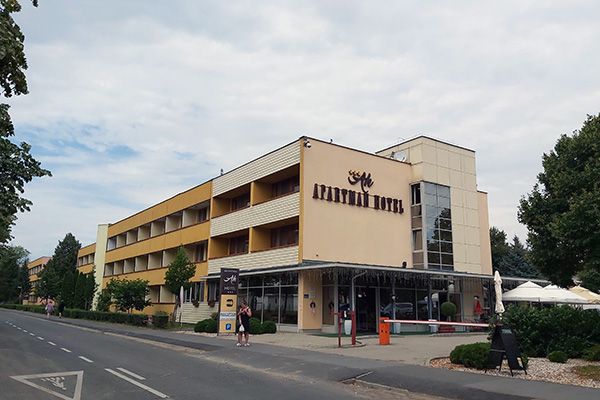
[0,244,28,302]
[518,114,600,286]
[38,233,81,302]
[106,278,151,313]
[0,0,50,243]
[579,269,600,294]
[489,227,541,279]
[164,246,195,298]
[17,258,30,301]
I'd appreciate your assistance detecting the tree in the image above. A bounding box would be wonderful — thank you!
[0,0,50,243]
[579,269,600,294]
[73,271,86,309]
[83,270,97,310]
[60,269,76,307]
[46,233,80,277]
[489,227,541,279]
[164,246,195,320]
[519,114,600,287]
[17,259,30,303]
[36,264,61,300]
[0,245,28,301]
[107,278,151,313]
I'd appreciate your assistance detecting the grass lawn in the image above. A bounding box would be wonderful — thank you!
[572,365,600,381]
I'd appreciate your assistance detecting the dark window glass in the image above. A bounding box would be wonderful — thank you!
[427,240,440,252]
[441,265,454,271]
[247,276,263,287]
[272,176,300,197]
[230,193,250,211]
[280,273,298,286]
[428,252,441,264]
[413,251,424,264]
[263,287,279,323]
[428,264,441,270]
[199,207,208,222]
[441,253,454,265]
[426,205,441,220]
[439,218,452,230]
[440,241,453,253]
[229,235,249,255]
[440,230,453,242]
[413,230,423,251]
[247,287,263,321]
[280,286,298,324]
[411,184,421,205]
[416,289,430,320]
[270,224,299,248]
[207,280,220,302]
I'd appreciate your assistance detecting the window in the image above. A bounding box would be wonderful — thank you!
[184,282,205,303]
[411,183,421,205]
[194,242,207,262]
[270,224,299,248]
[198,207,208,222]
[229,235,249,255]
[207,280,220,302]
[423,182,453,271]
[230,193,250,211]
[272,176,300,197]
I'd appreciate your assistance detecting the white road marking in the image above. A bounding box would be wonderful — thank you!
[105,369,168,398]
[78,356,93,363]
[48,341,56,346]
[60,347,72,353]
[23,329,28,332]
[116,367,146,380]
[17,327,22,330]
[11,370,83,400]
[37,336,45,340]
[29,333,35,336]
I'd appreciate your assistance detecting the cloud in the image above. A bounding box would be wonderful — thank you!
[8,1,600,257]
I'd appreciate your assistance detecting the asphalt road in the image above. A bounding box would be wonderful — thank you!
[0,309,418,400]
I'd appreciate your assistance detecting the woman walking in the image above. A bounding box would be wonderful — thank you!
[236,301,252,347]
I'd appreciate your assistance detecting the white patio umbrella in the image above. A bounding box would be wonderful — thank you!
[494,271,505,315]
[502,281,546,302]
[542,285,587,304]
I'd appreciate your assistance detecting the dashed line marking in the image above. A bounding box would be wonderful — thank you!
[105,369,168,398]
[37,336,44,340]
[47,341,56,346]
[23,330,28,333]
[116,367,146,380]
[29,333,35,336]
[60,347,72,353]
[78,356,93,363]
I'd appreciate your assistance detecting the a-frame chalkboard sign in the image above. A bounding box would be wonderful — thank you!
[485,324,527,376]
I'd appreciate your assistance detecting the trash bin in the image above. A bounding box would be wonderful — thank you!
[428,319,438,333]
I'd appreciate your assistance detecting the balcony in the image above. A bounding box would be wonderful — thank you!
[208,245,298,274]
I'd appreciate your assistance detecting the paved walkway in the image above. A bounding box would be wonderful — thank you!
[5,310,600,400]
[194,330,489,365]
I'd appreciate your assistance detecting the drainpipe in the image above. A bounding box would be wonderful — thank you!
[351,271,367,312]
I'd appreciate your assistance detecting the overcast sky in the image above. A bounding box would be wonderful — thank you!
[8,1,600,258]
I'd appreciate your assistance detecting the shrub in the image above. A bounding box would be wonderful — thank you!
[204,318,218,333]
[548,350,569,363]
[449,342,490,369]
[249,317,262,334]
[441,302,457,321]
[450,344,466,364]
[583,344,600,361]
[503,305,600,358]
[194,319,209,333]
[521,354,529,369]
[261,320,277,334]
[153,312,169,329]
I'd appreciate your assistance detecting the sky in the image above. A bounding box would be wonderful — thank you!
[8,1,600,259]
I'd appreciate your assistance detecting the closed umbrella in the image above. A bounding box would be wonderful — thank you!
[494,271,505,315]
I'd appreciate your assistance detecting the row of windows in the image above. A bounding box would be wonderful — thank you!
[107,203,210,251]
[224,224,299,257]
[28,265,46,276]
[220,175,300,215]
[77,254,95,266]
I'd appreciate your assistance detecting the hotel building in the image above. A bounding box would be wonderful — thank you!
[25,256,51,304]
[77,136,494,332]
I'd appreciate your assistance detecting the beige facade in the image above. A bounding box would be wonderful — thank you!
[78,135,493,331]
[25,256,51,304]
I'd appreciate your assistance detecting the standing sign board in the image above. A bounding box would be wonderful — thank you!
[218,268,239,335]
[486,324,527,376]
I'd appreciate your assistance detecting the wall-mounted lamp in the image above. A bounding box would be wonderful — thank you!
[303,138,311,148]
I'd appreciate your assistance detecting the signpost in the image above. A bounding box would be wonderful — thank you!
[218,268,239,335]
[486,324,527,376]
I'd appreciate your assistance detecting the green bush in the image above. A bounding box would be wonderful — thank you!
[583,344,600,361]
[194,319,209,332]
[521,354,529,369]
[449,342,490,369]
[261,320,277,334]
[153,312,169,329]
[249,317,262,334]
[204,318,218,333]
[441,302,457,320]
[503,305,600,358]
[548,350,569,363]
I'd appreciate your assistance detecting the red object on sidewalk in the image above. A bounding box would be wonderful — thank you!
[379,317,390,345]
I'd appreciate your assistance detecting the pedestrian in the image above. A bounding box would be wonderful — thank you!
[58,301,65,319]
[236,301,252,347]
[45,299,54,319]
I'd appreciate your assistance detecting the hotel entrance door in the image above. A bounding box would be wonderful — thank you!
[356,287,377,332]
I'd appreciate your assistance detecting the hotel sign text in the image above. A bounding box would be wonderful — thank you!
[312,170,404,214]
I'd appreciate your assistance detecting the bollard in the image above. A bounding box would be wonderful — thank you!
[379,317,390,345]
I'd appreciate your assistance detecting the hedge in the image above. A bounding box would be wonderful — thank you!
[502,305,600,358]
[450,342,491,369]
[0,304,152,328]
[194,318,277,334]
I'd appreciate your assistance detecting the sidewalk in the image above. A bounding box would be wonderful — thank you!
[6,309,599,400]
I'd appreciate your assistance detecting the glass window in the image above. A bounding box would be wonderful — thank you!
[272,176,300,197]
[391,288,416,320]
[207,280,220,302]
[270,224,299,248]
[230,193,250,211]
[322,286,335,325]
[439,218,452,230]
[411,183,421,205]
[427,240,440,252]
[280,273,298,286]
[280,286,298,324]
[416,290,430,320]
[438,196,450,209]
[263,287,279,323]
[440,242,453,253]
[437,185,450,198]
[229,235,249,255]
[428,252,441,264]
[440,230,453,242]
[424,182,437,195]
[248,287,263,321]
[247,276,263,287]
[412,230,423,251]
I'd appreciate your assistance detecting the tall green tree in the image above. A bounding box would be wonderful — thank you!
[0,245,28,301]
[489,227,541,279]
[0,0,50,243]
[106,278,151,313]
[164,246,195,320]
[46,233,80,277]
[36,264,61,300]
[73,271,86,309]
[519,114,600,286]
[83,270,97,310]
[17,258,30,303]
[490,227,510,272]
[579,269,600,294]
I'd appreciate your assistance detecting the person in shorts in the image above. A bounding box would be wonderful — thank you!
[236,301,252,347]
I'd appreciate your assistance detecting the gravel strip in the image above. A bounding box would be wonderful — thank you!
[430,357,600,389]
